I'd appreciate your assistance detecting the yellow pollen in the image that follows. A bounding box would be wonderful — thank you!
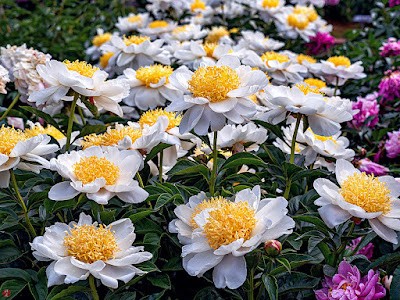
[148,20,169,28]
[202,42,219,57]
[92,33,112,47]
[139,108,182,130]
[188,66,241,103]
[190,196,226,228]
[172,25,191,34]
[203,198,257,250]
[0,125,27,155]
[307,128,337,145]
[248,94,258,104]
[127,15,142,23]
[287,13,309,30]
[63,224,120,264]
[262,0,279,8]
[293,6,318,22]
[191,0,206,11]
[261,51,289,66]
[135,64,173,87]
[25,124,65,140]
[73,156,120,185]
[297,54,316,64]
[100,52,114,68]
[304,78,326,89]
[81,126,143,149]
[295,84,324,95]
[63,60,98,78]
[295,142,301,153]
[229,28,239,34]
[327,56,351,68]
[340,173,393,214]
[206,27,230,43]
[123,35,150,46]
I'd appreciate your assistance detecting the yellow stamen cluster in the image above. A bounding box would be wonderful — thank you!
[202,198,257,250]
[340,173,393,214]
[25,124,65,140]
[307,128,337,145]
[248,94,258,104]
[135,64,173,87]
[63,60,99,78]
[188,66,241,103]
[139,108,182,130]
[0,125,27,155]
[295,84,324,95]
[287,13,309,30]
[191,196,226,228]
[202,42,219,57]
[92,32,112,47]
[81,126,143,149]
[297,54,316,64]
[304,78,327,89]
[73,156,120,185]
[123,35,150,46]
[327,56,351,68]
[261,51,290,66]
[191,0,206,12]
[262,0,279,8]
[127,15,142,23]
[100,52,114,68]
[172,25,191,34]
[63,224,120,264]
[293,6,318,22]
[148,20,169,28]
[206,27,229,43]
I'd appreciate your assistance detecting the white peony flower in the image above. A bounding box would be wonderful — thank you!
[49,146,148,204]
[235,31,285,54]
[205,26,234,44]
[302,77,337,97]
[138,20,178,39]
[291,0,325,8]
[115,13,150,33]
[164,24,207,42]
[166,55,269,135]
[254,0,286,22]
[169,186,295,289]
[30,212,153,288]
[86,29,113,61]
[313,159,400,244]
[0,65,10,94]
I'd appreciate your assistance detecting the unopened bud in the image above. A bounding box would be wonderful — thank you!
[351,217,362,225]
[360,148,367,156]
[264,240,282,257]
[383,275,393,290]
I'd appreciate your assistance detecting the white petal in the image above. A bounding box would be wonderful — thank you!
[48,181,80,201]
[183,250,223,277]
[369,218,399,244]
[318,204,352,228]
[212,254,246,289]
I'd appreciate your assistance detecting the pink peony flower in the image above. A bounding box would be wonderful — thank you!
[380,38,400,57]
[357,158,389,176]
[350,92,380,129]
[386,129,400,159]
[378,69,400,103]
[305,32,335,56]
[325,0,339,5]
[346,237,374,259]
[315,260,386,300]
[389,0,400,7]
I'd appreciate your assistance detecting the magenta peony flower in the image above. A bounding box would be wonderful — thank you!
[357,158,389,176]
[346,237,374,259]
[380,38,400,57]
[350,92,380,129]
[389,0,400,7]
[325,0,340,5]
[378,69,400,103]
[315,260,386,300]
[305,32,335,56]
[386,129,400,159]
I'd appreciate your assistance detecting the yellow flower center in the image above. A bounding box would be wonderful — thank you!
[293,6,318,22]
[100,52,114,68]
[202,42,219,57]
[340,173,392,214]
[81,126,143,149]
[73,156,120,185]
[191,0,206,11]
[127,15,142,23]
[295,84,324,95]
[304,78,327,89]
[123,35,150,46]
[63,60,99,78]
[248,94,258,104]
[25,124,65,140]
[188,66,241,103]
[206,27,229,43]
[201,197,257,250]
[262,0,279,8]
[190,196,226,228]
[92,33,112,47]
[261,51,289,66]
[172,25,191,34]
[287,13,309,30]
[307,128,337,145]
[148,20,169,28]
[327,56,351,68]
[0,126,27,155]
[139,108,182,130]
[297,54,316,64]
[63,224,120,264]
[135,64,173,87]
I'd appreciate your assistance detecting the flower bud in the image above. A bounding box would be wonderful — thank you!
[264,240,282,257]
[383,275,393,290]
[351,217,362,225]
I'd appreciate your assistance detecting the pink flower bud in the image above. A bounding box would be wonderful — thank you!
[383,275,393,290]
[264,240,282,257]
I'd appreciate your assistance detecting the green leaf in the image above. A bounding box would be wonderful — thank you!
[0,240,22,264]
[391,265,400,300]
[20,106,61,130]
[222,152,265,170]
[168,164,210,180]
[293,215,331,235]
[154,193,174,210]
[134,218,162,234]
[100,209,116,224]
[148,274,171,290]
[161,257,183,271]
[276,258,291,273]
[0,280,27,300]
[76,124,107,139]
[129,210,154,223]
[270,254,314,275]
[145,143,173,163]
[80,97,98,117]
[136,261,159,273]
[48,286,90,300]
[277,272,319,294]
[0,268,32,282]
[34,268,48,300]
[253,120,285,140]
[262,274,278,300]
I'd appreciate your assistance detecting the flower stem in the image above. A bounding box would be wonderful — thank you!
[0,93,20,122]
[289,114,302,164]
[10,170,36,238]
[65,93,79,152]
[136,172,144,188]
[89,275,99,300]
[333,77,339,97]
[247,268,254,300]
[159,150,163,183]
[209,132,218,196]
[77,106,86,126]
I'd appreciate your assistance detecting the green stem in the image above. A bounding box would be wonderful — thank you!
[77,106,86,126]
[10,170,36,238]
[289,115,302,164]
[65,93,79,152]
[89,275,99,300]
[283,179,291,199]
[159,150,163,183]
[0,93,20,122]
[209,132,218,196]
[333,77,339,97]
[247,268,254,300]
[136,172,144,188]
